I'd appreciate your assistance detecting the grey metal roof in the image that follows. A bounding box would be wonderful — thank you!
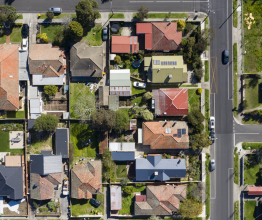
[0,165,23,200]
[111,152,135,161]
[55,128,69,158]
[99,86,109,106]
[41,150,52,155]
[110,69,130,87]
[108,95,119,111]
[32,74,64,85]
[19,50,29,81]
[29,86,38,99]
[27,119,35,130]
[30,99,41,114]
[136,155,186,181]
[30,155,62,175]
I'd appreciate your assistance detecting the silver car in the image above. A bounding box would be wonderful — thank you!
[133,81,146,89]
[210,159,215,171]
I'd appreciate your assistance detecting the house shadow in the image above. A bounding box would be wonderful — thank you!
[258,83,262,104]
[4,0,14,5]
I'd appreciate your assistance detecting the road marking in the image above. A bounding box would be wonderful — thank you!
[210,57,218,94]
[228,168,233,219]
[129,1,154,2]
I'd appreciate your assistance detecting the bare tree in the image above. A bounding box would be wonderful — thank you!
[62,14,72,31]
[73,93,95,120]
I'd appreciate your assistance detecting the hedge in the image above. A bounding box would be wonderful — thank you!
[242,142,262,150]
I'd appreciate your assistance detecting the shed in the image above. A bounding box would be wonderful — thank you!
[19,50,29,81]
[30,99,41,114]
[99,86,109,106]
[111,152,135,161]
[110,69,130,87]
[55,128,69,159]
[110,86,131,96]
[63,112,69,119]
[110,185,122,210]
[5,156,21,167]
[109,142,135,152]
[27,119,35,130]
[109,95,119,111]
[109,142,121,151]
[127,119,137,130]
[248,187,262,195]
[138,128,143,143]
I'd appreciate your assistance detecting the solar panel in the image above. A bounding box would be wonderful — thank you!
[182,129,186,135]
[157,60,160,65]
[174,61,177,65]
[177,129,181,138]
[173,134,177,137]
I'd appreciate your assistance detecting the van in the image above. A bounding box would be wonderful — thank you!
[49,8,62,14]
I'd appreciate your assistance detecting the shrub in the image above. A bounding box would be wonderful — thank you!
[120,177,129,187]
[142,109,154,121]
[242,100,248,109]
[134,183,145,188]
[197,88,202,94]
[194,69,203,82]
[48,201,55,210]
[181,39,187,46]
[44,85,58,96]
[69,21,83,40]
[46,10,54,19]
[143,92,153,101]
[123,186,134,194]
[114,55,121,64]
[177,20,186,30]
[129,138,135,142]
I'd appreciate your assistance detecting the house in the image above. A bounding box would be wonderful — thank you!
[142,121,189,149]
[136,22,182,51]
[134,185,186,215]
[99,86,109,106]
[110,69,131,96]
[136,155,186,181]
[111,36,139,53]
[153,88,188,116]
[30,154,62,200]
[0,156,24,200]
[70,42,103,81]
[28,44,66,86]
[144,56,187,84]
[0,44,19,110]
[109,142,135,152]
[111,152,135,161]
[110,185,122,210]
[71,161,102,199]
[55,128,69,159]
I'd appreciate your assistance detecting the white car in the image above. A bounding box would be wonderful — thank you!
[133,81,146,89]
[22,38,28,51]
[209,116,215,130]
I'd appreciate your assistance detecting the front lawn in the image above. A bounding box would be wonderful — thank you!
[205,60,209,82]
[70,122,99,158]
[7,110,25,119]
[71,194,104,217]
[188,89,201,112]
[10,27,22,42]
[82,25,102,46]
[244,201,256,220]
[233,0,238,28]
[205,89,210,134]
[233,43,238,117]
[119,194,134,215]
[39,14,77,19]
[116,162,127,178]
[244,155,262,185]
[205,154,210,219]
[243,142,262,150]
[0,29,6,44]
[109,13,124,19]
[244,78,262,110]
[41,24,63,43]
[0,131,24,154]
[141,13,188,19]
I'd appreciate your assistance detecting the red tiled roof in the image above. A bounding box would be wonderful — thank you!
[111,36,138,53]
[248,187,262,195]
[0,45,19,110]
[153,88,188,116]
[143,121,189,149]
[136,195,147,202]
[137,23,152,33]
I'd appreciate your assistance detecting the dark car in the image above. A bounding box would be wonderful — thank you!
[210,159,215,171]
[102,27,108,41]
[90,198,101,207]
[22,24,29,37]
[209,130,215,141]
[222,49,229,64]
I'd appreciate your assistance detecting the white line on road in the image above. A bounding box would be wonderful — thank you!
[228,168,233,219]
[129,1,154,2]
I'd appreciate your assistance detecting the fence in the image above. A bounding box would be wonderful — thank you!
[241,154,245,186]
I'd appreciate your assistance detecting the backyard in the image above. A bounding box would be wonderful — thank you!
[243,1,262,73]
[244,78,262,110]
[244,155,262,186]
[188,89,201,112]
[71,194,104,217]
[244,201,256,220]
[30,131,52,155]
[82,25,103,46]
[116,162,128,179]
[7,109,25,119]
[119,194,134,215]
[0,131,24,154]
[70,122,99,158]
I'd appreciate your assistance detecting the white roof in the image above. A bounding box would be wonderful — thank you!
[29,86,38,99]
[138,128,143,144]
[33,74,64,85]
[30,99,41,114]
[31,113,41,119]
[122,142,135,151]
[63,112,69,119]
[110,69,130,87]
[109,142,121,151]
[43,155,62,174]
[109,142,135,152]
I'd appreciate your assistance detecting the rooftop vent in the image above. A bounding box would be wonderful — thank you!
[9,75,13,78]
[169,74,172,79]
[164,112,167,115]
[165,128,171,134]
[154,171,158,176]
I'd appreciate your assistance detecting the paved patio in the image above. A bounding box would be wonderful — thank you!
[9,131,24,149]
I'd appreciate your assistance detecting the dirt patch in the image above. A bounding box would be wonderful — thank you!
[47,112,63,119]
[3,200,27,216]
[43,100,68,111]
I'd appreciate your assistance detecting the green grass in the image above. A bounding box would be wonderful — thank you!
[205,17,209,27]
[7,109,25,119]
[0,131,24,154]
[0,29,6,44]
[243,142,262,149]
[131,96,145,106]
[41,24,63,43]
[71,194,104,217]
[70,122,99,158]
[109,13,124,19]
[31,132,52,152]
[133,186,146,192]
[205,154,210,219]
[119,194,134,215]
[131,79,147,95]
[234,148,239,185]
[244,156,262,185]
[205,89,210,135]
[205,60,209,82]
[17,14,23,19]
[10,27,22,42]
[233,0,238,28]
[242,118,262,124]
[235,201,239,220]
[188,89,201,112]
[147,13,188,19]
[82,25,102,46]
[116,163,127,178]
[244,201,256,220]
[244,78,262,110]
[233,43,238,117]
[70,83,95,118]
[39,14,77,19]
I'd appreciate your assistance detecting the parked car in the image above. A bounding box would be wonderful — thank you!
[22,24,29,37]
[90,198,101,207]
[62,178,69,196]
[133,81,146,89]
[22,38,28,51]
[152,98,155,109]
[209,130,215,141]
[222,49,229,64]
[210,159,215,171]
[49,7,62,14]
[209,116,215,130]
[102,27,108,41]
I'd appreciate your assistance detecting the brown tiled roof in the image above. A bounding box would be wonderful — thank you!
[0,45,19,110]
[135,185,187,215]
[142,121,189,149]
[71,161,102,199]
[28,44,65,76]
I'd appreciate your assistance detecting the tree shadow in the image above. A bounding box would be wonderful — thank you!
[4,0,15,5]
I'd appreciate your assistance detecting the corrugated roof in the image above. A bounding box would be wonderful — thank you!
[99,86,109,106]
[122,143,135,151]
[30,99,41,114]
[27,119,35,130]
[109,142,121,151]
[248,187,262,195]
[33,74,64,85]
[111,152,135,161]
[19,50,29,81]
[109,142,135,152]
[110,186,122,210]
[29,86,38,99]
[110,69,130,87]
[110,87,131,96]
[136,23,152,34]
[55,128,69,158]
[111,36,139,53]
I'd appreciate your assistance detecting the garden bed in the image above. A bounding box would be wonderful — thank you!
[188,89,201,112]
[35,200,60,216]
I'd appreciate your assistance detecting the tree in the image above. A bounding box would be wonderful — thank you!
[189,182,203,202]
[46,9,54,19]
[194,41,207,54]
[177,20,186,31]
[34,114,59,133]
[143,92,153,101]
[187,109,205,127]
[115,110,129,133]
[75,0,100,27]
[120,178,129,187]
[189,133,212,151]
[194,69,203,81]
[179,199,203,218]
[73,93,95,120]
[123,186,134,195]
[148,215,162,220]
[136,6,149,21]
[202,28,215,44]
[184,22,194,35]
[142,109,154,121]
[181,39,187,46]
[44,85,58,96]
[114,55,121,64]
[91,109,116,132]
[0,6,17,22]
[48,201,55,210]
[69,21,83,41]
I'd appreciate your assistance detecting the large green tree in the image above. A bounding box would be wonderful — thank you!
[179,199,203,218]
[136,6,149,21]
[69,21,83,41]
[142,109,154,121]
[114,110,129,133]
[187,109,205,127]
[0,5,17,22]
[75,0,100,27]
[91,109,116,132]
[190,133,212,151]
[34,114,59,133]
[44,85,58,96]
